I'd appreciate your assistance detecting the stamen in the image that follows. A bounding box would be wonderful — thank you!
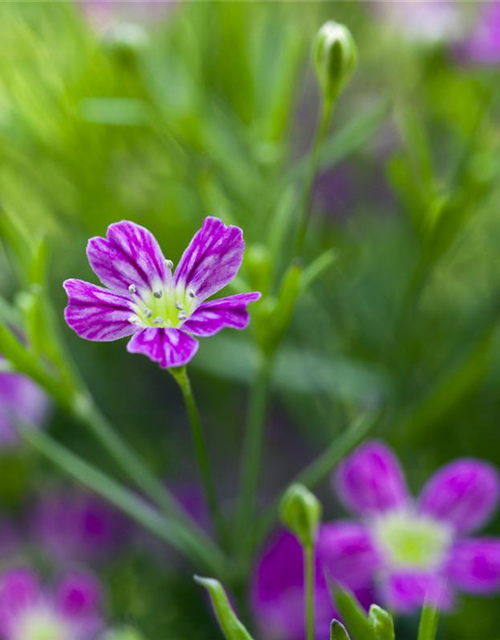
[128,284,137,294]
[145,308,153,319]
[188,289,196,299]
[175,302,183,310]
[153,317,164,326]
[178,312,187,321]
[129,316,141,325]
[153,290,163,299]
[165,259,174,270]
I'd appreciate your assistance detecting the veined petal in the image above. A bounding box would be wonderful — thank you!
[381,571,453,613]
[174,217,245,302]
[63,279,136,342]
[418,459,500,533]
[127,328,198,368]
[182,292,261,337]
[87,221,169,296]
[447,538,500,594]
[317,521,380,589]
[334,440,409,516]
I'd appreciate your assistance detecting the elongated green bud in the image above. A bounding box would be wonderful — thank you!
[314,21,357,104]
[330,620,351,640]
[280,483,322,548]
[369,604,395,640]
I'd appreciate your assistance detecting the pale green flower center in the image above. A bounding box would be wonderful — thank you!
[13,608,73,640]
[129,280,197,329]
[373,510,452,570]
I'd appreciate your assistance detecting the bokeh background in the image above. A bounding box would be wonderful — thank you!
[0,1,500,638]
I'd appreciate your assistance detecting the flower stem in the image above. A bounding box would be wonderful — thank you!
[305,544,315,640]
[170,367,226,545]
[18,423,229,576]
[418,605,440,640]
[294,98,334,256]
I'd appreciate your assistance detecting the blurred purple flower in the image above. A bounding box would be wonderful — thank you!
[0,567,102,640]
[31,488,128,566]
[0,364,49,450]
[78,0,174,30]
[251,529,374,640]
[64,218,260,369]
[456,1,500,65]
[329,440,500,612]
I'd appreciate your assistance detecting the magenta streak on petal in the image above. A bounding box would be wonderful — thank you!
[334,440,409,516]
[418,459,500,533]
[182,292,261,337]
[174,217,245,302]
[63,279,137,342]
[87,221,168,296]
[381,571,453,613]
[127,327,198,368]
[447,538,500,594]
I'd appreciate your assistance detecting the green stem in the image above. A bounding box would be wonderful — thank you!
[234,350,274,559]
[418,605,440,640]
[170,367,226,544]
[294,98,334,256]
[258,410,380,541]
[19,424,228,576]
[305,544,315,640]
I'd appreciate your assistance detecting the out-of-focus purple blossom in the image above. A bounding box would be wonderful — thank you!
[64,218,260,369]
[456,1,500,65]
[372,0,465,45]
[0,567,103,640]
[328,440,500,612]
[78,0,175,31]
[251,529,374,640]
[0,364,49,450]
[31,488,129,566]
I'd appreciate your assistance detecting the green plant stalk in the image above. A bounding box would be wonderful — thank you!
[418,605,439,640]
[294,98,334,256]
[18,423,228,576]
[234,349,274,560]
[305,544,315,640]
[170,366,226,544]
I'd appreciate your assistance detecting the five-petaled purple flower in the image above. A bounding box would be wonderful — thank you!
[326,440,500,612]
[0,567,102,640]
[63,218,260,369]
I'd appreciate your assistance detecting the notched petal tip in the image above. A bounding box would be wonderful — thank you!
[127,327,199,369]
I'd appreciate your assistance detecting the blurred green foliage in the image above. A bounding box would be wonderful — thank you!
[0,1,500,638]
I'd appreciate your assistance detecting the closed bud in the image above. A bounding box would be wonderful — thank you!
[369,604,395,640]
[313,21,357,104]
[280,483,322,548]
[330,620,351,640]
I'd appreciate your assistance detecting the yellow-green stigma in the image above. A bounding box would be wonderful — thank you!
[373,511,452,570]
[129,279,197,329]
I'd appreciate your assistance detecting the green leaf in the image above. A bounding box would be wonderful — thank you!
[331,620,351,640]
[330,584,376,640]
[368,605,395,640]
[194,576,255,640]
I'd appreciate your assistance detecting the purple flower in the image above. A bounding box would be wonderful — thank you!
[31,488,129,565]
[0,362,49,450]
[456,2,500,65]
[63,218,260,369]
[0,567,102,640]
[251,529,374,640]
[328,440,500,612]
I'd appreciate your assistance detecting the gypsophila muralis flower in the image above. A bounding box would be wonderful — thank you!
[63,217,260,368]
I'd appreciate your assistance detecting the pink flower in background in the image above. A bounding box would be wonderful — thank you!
[0,568,102,640]
[0,364,49,450]
[31,489,128,565]
[328,440,500,612]
[78,0,174,31]
[456,1,500,65]
[64,218,260,369]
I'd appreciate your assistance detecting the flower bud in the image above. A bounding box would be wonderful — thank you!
[330,620,351,640]
[368,604,395,640]
[279,483,322,548]
[313,21,357,104]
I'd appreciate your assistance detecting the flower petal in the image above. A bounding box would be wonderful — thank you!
[174,217,245,302]
[64,279,136,342]
[127,328,198,368]
[334,440,409,516]
[87,220,168,296]
[447,538,500,594]
[56,573,101,621]
[0,568,41,636]
[182,292,261,337]
[418,459,500,533]
[317,521,380,589]
[381,571,453,613]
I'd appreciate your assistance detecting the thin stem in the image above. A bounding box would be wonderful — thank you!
[234,350,274,559]
[170,367,226,544]
[294,98,334,256]
[418,605,440,640]
[305,544,315,640]
[19,423,228,576]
